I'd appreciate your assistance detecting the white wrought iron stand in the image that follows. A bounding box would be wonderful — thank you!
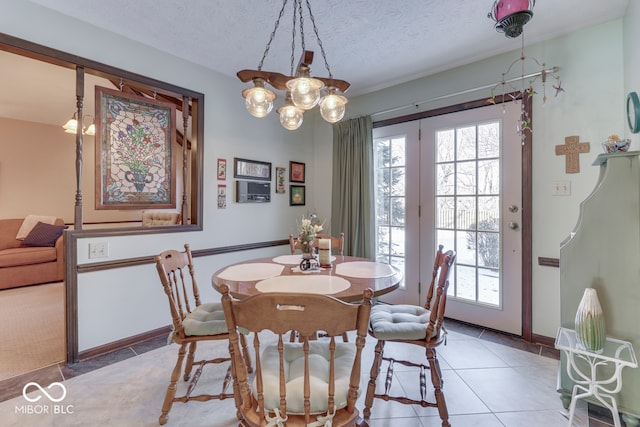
[555,327,638,427]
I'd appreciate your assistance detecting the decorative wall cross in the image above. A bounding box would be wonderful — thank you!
[555,136,590,173]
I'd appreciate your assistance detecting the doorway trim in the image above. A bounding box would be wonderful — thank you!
[373,93,533,341]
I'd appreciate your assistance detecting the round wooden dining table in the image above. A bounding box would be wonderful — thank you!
[211,255,402,302]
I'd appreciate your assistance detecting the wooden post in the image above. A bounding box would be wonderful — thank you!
[181,96,190,224]
[74,66,85,230]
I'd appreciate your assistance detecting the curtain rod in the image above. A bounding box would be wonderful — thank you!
[370,66,559,117]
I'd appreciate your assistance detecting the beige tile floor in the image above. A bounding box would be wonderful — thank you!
[0,326,589,427]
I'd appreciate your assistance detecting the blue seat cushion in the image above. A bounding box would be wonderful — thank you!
[182,302,228,336]
[369,304,433,341]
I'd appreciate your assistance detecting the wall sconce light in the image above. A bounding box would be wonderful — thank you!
[62,113,95,135]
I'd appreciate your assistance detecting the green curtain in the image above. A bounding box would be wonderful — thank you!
[331,116,374,258]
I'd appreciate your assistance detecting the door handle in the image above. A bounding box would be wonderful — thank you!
[509,221,519,230]
[508,205,519,213]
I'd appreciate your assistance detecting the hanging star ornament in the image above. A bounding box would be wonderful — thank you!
[553,80,565,97]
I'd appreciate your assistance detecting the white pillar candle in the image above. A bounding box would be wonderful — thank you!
[318,238,331,266]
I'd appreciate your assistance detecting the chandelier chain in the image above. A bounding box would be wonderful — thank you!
[290,0,297,75]
[305,0,332,78]
[257,0,289,71]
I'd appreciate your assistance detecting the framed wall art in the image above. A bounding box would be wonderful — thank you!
[234,157,272,181]
[290,185,306,206]
[289,161,305,183]
[217,158,227,180]
[217,184,227,209]
[275,166,286,193]
[95,86,176,209]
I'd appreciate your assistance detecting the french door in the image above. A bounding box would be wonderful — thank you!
[374,102,523,335]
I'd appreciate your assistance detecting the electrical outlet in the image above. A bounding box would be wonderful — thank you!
[552,180,571,196]
[89,242,109,259]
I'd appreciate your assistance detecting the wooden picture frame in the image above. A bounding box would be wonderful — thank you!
[95,86,176,209]
[217,158,227,180]
[290,185,306,206]
[234,157,271,181]
[289,161,305,183]
[275,166,286,193]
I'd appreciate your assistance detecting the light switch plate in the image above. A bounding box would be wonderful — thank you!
[89,242,109,259]
[552,180,571,196]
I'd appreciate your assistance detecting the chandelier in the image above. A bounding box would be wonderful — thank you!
[62,112,95,136]
[487,0,563,142]
[237,0,350,130]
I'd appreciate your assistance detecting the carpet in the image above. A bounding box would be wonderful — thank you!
[0,282,65,381]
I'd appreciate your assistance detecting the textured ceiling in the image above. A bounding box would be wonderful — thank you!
[28,0,628,96]
[2,1,629,127]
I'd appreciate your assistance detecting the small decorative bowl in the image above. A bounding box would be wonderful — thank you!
[602,138,631,153]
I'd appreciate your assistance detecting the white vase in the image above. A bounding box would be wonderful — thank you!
[574,288,606,353]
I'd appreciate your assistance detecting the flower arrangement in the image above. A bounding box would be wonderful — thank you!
[296,215,323,254]
[114,118,165,174]
[602,134,631,153]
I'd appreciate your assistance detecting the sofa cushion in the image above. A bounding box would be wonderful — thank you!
[16,215,58,240]
[21,222,66,247]
[0,247,57,268]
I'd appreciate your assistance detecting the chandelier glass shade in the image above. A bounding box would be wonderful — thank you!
[243,78,276,118]
[319,87,347,123]
[237,0,350,130]
[277,92,304,130]
[62,113,95,135]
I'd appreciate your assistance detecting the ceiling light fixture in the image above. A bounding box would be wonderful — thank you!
[488,0,534,39]
[237,0,350,130]
[488,0,562,143]
[62,113,96,136]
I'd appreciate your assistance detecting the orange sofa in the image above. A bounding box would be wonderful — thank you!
[0,218,65,290]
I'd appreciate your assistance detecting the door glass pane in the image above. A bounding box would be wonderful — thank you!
[436,163,454,195]
[456,197,476,230]
[391,198,405,226]
[436,197,454,229]
[436,130,454,162]
[478,159,499,194]
[456,126,476,160]
[390,168,405,196]
[391,137,406,166]
[478,122,499,158]
[456,161,476,195]
[456,265,476,300]
[435,120,501,307]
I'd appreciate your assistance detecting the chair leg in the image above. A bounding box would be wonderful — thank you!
[159,343,187,425]
[427,347,450,427]
[183,341,197,381]
[341,332,349,342]
[364,340,385,418]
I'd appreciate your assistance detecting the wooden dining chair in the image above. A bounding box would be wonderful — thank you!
[289,232,345,255]
[221,283,373,427]
[363,245,456,427]
[154,243,251,425]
